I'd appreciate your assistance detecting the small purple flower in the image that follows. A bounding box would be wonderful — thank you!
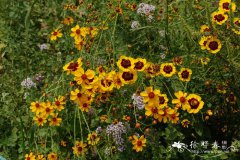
[38,43,48,51]
[132,93,145,110]
[21,78,36,89]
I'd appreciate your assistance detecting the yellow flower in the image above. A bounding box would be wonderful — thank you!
[132,135,146,152]
[63,58,83,75]
[200,57,210,65]
[30,101,44,115]
[186,94,204,114]
[117,56,135,71]
[113,72,124,89]
[206,37,222,54]
[47,152,57,160]
[87,132,100,145]
[172,91,189,110]
[63,16,74,25]
[140,87,160,104]
[25,152,36,160]
[200,25,211,33]
[33,114,47,126]
[53,96,65,111]
[119,70,138,85]
[207,109,213,116]
[36,154,46,160]
[178,68,192,82]
[48,113,62,126]
[74,38,86,50]
[181,119,190,128]
[79,101,92,112]
[145,104,161,119]
[133,58,147,71]
[144,62,155,77]
[158,107,175,123]
[199,36,212,50]
[70,25,82,39]
[42,101,54,117]
[233,18,240,28]
[70,88,87,104]
[89,27,98,38]
[168,111,180,124]
[98,71,115,92]
[74,69,95,85]
[211,11,228,25]
[157,93,169,108]
[226,92,237,104]
[219,0,236,13]
[72,141,88,156]
[160,63,176,77]
[50,29,63,41]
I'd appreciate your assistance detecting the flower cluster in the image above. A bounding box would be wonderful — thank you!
[25,152,57,160]
[132,93,145,110]
[137,3,155,16]
[21,77,36,89]
[30,96,65,126]
[106,122,127,150]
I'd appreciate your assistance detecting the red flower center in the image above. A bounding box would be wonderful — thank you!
[234,21,240,27]
[46,108,50,112]
[159,96,165,104]
[134,61,144,70]
[180,97,186,103]
[222,3,230,10]
[214,14,225,22]
[163,65,173,74]
[38,118,43,122]
[148,92,155,98]
[76,29,81,34]
[121,59,131,68]
[67,62,79,71]
[83,103,88,108]
[78,146,83,151]
[151,107,158,114]
[122,72,134,81]
[53,117,57,122]
[228,94,235,101]
[53,31,58,36]
[55,101,60,106]
[27,157,31,160]
[77,93,82,98]
[181,70,189,79]
[137,140,142,146]
[36,103,40,108]
[208,41,219,51]
[81,74,87,80]
[188,98,200,109]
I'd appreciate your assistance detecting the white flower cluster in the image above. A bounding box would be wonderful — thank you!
[132,93,145,110]
[137,3,155,17]
[131,21,140,29]
[106,122,127,147]
[21,78,36,89]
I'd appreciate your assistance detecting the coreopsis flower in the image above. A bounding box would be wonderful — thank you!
[200,25,211,33]
[98,71,115,92]
[140,87,160,104]
[226,92,237,104]
[63,16,74,25]
[74,38,86,50]
[211,11,228,25]
[89,27,98,38]
[74,68,95,86]
[25,152,36,160]
[232,18,240,35]
[30,101,44,115]
[63,58,83,75]
[113,72,124,89]
[119,70,138,84]
[168,111,180,124]
[33,114,47,126]
[42,101,54,117]
[152,64,161,76]
[87,132,100,146]
[70,25,83,39]
[36,154,46,160]
[172,56,183,65]
[158,107,175,123]
[172,91,189,110]
[199,36,211,50]
[48,113,62,126]
[160,63,176,77]
[144,62,155,77]
[181,119,190,128]
[47,153,57,160]
[206,37,222,54]
[70,88,88,104]
[218,0,236,13]
[117,56,135,71]
[232,28,240,35]
[53,96,65,111]
[200,57,210,65]
[132,135,146,152]
[186,94,204,114]
[72,141,87,156]
[145,104,161,119]
[157,93,169,108]
[217,83,227,94]
[79,100,92,112]
[133,58,147,71]
[50,29,63,41]
[178,68,192,82]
